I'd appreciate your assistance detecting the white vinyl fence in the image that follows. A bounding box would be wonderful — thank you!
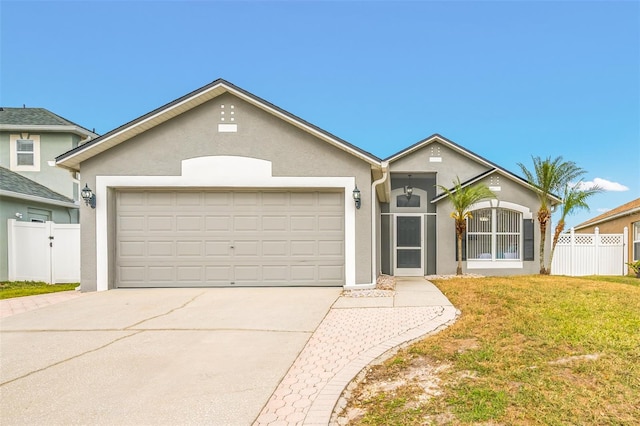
[551,227,628,276]
[7,219,80,283]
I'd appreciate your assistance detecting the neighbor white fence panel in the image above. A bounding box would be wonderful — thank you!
[551,227,628,276]
[7,219,80,283]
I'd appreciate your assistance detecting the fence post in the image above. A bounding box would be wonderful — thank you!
[570,227,575,276]
[7,219,16,281]
[594,227,600,275]
[623,226,629,275]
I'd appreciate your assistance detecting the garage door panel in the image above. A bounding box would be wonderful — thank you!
[205,216,231,231]
[148,241,174,257]
[148,216,173,231]
[262,216,288,231]
[119,241,145,257]
[119,215,146,232]
[147,192,173,206]
[318,241,343,256]
[262,241,288,256]
[205,241,231,256]
[290,216,316,232]
[205,266,232,281]
[176,216,203,231]
[116,190,344,287]
[148,266,174,281]
[234,216,260,231]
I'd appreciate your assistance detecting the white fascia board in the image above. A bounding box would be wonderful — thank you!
[0,124,97,138]
[0,190,78,208]
[574,207,640,230]
[431,168,562,205]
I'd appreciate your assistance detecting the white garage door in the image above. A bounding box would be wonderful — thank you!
[115,190,345,287]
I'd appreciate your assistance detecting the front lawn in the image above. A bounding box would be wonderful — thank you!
[340,275,640,425]
[0,281,78,299]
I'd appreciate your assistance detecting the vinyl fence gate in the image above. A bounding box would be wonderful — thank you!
[551,227,628,276]
[7,219,81,283]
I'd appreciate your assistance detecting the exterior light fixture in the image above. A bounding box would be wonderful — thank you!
[352,186,361,209]
[404,174,414,200]
[81,184,96,209]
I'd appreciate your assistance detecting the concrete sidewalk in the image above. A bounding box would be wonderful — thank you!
[0,290,85,318]
[254,277,459,425]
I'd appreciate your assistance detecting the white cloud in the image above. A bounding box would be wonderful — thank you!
[575,178,629,192]
[596,208,611,213]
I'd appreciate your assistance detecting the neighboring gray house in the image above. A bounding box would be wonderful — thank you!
[0,167,78,280]
[55,79,559,292]
[0,108,96,281]
[0,107,97,204]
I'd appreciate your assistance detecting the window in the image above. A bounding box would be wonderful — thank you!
[16,139,34,166]
[9,134,40,171]
[467,208,522,260]
[634,222,640,261]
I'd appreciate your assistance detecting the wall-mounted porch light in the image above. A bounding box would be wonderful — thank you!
[81,184,96,209]
[352,186,361,209]
[404,174,414,200]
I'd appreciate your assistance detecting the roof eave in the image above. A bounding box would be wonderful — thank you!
[56,79,381,171]
[0,189,79,208]
[574,207,640,230]
[0,124,97,138]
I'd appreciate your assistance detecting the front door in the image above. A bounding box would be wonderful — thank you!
[394,214,423,276]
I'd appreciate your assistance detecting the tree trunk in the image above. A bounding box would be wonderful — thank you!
[538,208,551,275]
[548,220,566,275]
[456,232,463,275]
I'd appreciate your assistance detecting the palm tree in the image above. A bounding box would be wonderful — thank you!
[548,182,602,273]
[518,156,586,274]
[437,177,495,275]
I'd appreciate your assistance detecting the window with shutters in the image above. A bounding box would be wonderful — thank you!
[467,208,521,261]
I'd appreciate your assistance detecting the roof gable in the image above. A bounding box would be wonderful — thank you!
[0,107,96,138]
[389,134,561,204]
[0,166,76,207]
[55,79,380,171]
[574,198,640,230]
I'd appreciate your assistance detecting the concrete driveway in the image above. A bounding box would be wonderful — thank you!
[0,287,341,425]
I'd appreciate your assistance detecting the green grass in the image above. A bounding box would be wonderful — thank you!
[0,281,78,299]
[345,275,640,425]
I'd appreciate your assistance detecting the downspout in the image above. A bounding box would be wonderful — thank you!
[345,161,389,289]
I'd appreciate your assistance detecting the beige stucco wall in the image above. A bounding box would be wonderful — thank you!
[78,93,374,291]
[576,211,640,274]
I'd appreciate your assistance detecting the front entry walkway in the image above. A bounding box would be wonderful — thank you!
[253,277,459,425]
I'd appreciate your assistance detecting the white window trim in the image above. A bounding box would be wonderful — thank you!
[94,156,358,291]
[9,134,40,171]
[465,200,531,270]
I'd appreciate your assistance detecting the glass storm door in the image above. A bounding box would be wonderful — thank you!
[394,215,423,276]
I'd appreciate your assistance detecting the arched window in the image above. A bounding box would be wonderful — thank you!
[467,208,522,260]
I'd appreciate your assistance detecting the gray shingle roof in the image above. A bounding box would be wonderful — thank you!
[0,107,76,126]
[0,107,96,138]
[0,166,75,204]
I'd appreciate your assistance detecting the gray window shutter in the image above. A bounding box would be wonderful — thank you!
[455,231,467,261]
[524,219,534,261]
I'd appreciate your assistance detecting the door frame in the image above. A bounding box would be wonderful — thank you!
[393,213,424,276]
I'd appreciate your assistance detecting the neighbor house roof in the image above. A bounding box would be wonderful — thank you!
[55,79,381,171]
[0,107,97,138]
[574,198,640,230]
[0,166,78,208]
[391,134,562,205]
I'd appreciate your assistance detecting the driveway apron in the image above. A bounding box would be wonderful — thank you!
[0,287,341,426]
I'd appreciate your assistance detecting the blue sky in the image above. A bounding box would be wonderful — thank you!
[2,0,638,228]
